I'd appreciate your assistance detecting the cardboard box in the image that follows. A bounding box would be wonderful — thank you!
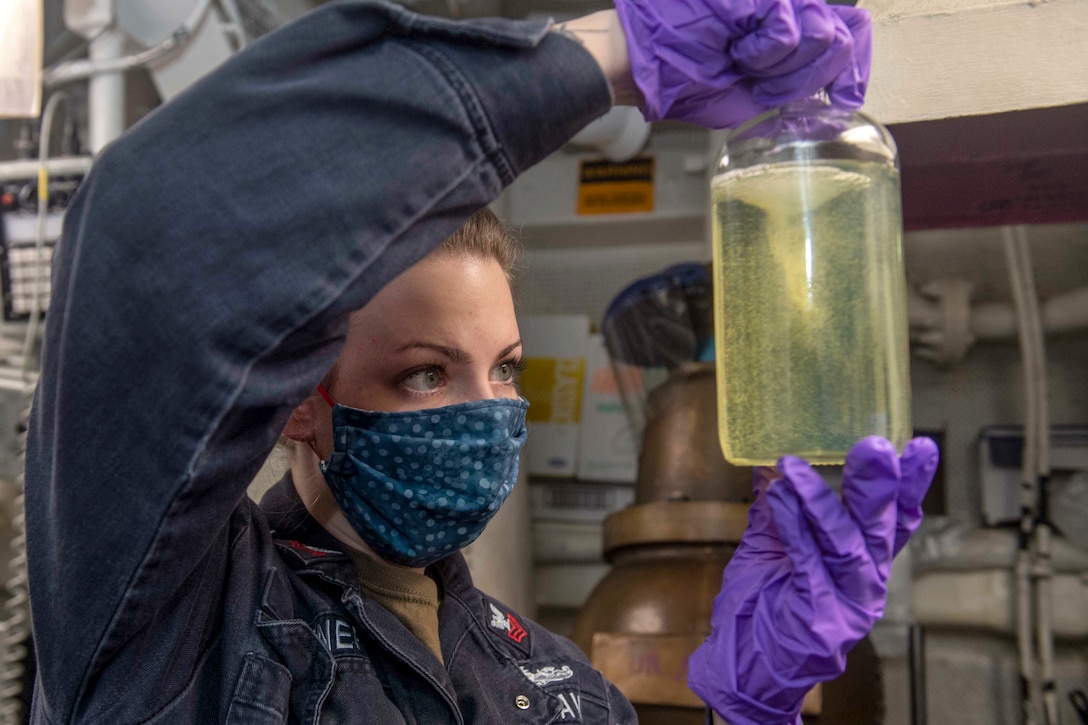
[519,315,589,477]
[577,334,639,483]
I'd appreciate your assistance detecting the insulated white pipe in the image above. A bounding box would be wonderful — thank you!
[1015,549,1038,725]
[46,0,216,88]
[1002,225,1061,725]
[568,106,651,163]
[1012,226,1058,725]
[907,283,1088,370]
[1004,226,1041,725]
[1038,286,1088,334]
[0,157,94,182]
[909,285,1088,341]
[87,28,127,153]
[1036,524,1058,725]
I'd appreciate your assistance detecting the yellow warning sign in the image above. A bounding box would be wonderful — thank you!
[577,157,655,215]
[520,357,584,425]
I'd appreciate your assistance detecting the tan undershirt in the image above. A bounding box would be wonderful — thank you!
[349,552,444,665]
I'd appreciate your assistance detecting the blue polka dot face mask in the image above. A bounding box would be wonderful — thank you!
[315,386,529,568]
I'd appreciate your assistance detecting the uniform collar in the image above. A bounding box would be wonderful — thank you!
[259,474,476,592]
[259,473,357,583]
[260,475,534,663]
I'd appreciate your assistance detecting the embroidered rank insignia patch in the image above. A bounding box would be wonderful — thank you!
[488,602,529,645]
[276,539,342,564]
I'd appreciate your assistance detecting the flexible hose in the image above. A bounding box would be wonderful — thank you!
[1003,226,1040,725]
[0,87,73,725]
[43,0,216,87]
[5,4,234,722]
[1003,225,1059,725]
[0,90,67,725]
[1012,227,1058,725]
[0,396,33,725]
[20,92,68,382]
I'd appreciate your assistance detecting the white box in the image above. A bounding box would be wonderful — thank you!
[518,315,590,477]
[577,334,639,483]
[528,481,635,523]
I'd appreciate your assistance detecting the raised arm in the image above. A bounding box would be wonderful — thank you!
[25,3,613,719]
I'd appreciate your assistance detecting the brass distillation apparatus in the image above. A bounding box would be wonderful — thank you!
[575,264,882,725]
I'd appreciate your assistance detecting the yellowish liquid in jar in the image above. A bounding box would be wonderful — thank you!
[711,160,912,466]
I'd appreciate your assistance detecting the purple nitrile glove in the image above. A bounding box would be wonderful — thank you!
[688,436,939,725]
[613,0,872,129]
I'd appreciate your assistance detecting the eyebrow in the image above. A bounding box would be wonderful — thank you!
[395,340,522,363]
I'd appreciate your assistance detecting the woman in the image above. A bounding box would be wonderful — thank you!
[25,1,935,723]
[260,207,639,722]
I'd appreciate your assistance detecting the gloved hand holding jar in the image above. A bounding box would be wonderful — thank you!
[571,3,936,723]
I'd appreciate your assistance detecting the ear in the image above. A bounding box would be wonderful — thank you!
[282,394,320,443]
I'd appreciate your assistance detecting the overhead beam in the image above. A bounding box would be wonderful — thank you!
[859,0,1088,124]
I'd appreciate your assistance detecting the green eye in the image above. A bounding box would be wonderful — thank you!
[403,368,442,391]
[495,358,525,384]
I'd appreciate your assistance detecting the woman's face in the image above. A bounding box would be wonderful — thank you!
[289,250,524,563]
[328,252,522,414]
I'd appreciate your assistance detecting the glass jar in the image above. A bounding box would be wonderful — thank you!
[711,97,912,466]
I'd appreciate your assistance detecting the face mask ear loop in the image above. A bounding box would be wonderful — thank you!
[311,384,337,469]
[307,439,326,469]
[316,384,336,408]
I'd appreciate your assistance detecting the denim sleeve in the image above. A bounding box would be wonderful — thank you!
[24,1,611,720]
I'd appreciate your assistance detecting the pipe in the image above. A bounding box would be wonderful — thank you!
[44,0,216,88]
[909,285,1088,341]
[568,106,651,163]
[1002,225,1062,725]
[21,92,69,381]
[1036,523,1059,724]
[0,88,59,724]
[0,99,68,719]
[909,624,927,725]
[907,282,1088,368]
[0,156,94,182]
[0,394,33,725]
[1016,227,1057,725]
[217,0,248,50]
[1039,287,1088,334]
[1012,226,1058,725]
[1003,226,1039,725]
[87,28,127,153]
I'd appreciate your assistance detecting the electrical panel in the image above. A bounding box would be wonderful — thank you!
[978,425,1088,526]
[0,175,79,322]
[0,210,60,322]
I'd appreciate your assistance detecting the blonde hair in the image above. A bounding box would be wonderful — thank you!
[435,206,520,281]
[319,207,520,393]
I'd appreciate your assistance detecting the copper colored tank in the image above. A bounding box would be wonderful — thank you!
[573,363,751,725]
[572,363,884,724]
[636,362,752,504]
[571,500,747,725]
